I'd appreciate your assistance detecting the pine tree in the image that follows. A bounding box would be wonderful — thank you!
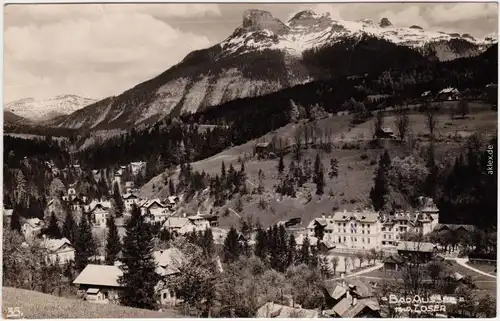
[221,161,226,185]
[313,153,321,184]
[277,153,285,175]
[168,179,176,196]
[201,228,214,257]
[254,225,268,261]
[222,227,241,263]
[369,150,391,211]
[45,212,62,239]
[119,205,159,309]
[287,234,297,267]
[74,214,96,271]
[113,182,124,216]
[105,217,122,265]
[299,235,311,265]
[10,206,21,232]
[329,158,339,179]
[316,167,325,196]
[62,210,77,243]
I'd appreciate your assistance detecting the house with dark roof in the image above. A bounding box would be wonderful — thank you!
[122,193,140,212]
[397,241,437,263]
[383,253,405,271]
[374,127,397,139]
[89,203,111,228]
[323,278,380,318]
[21,218,44,240]
[254,141,274,158]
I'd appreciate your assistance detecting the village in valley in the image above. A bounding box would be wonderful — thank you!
[2,3,498,319]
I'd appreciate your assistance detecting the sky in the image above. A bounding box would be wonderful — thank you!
[4,2,498,103]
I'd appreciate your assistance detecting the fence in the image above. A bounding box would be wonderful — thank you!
[468,258,497,266]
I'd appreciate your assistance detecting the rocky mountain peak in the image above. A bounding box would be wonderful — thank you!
[242,9,289,35]
[379,17,392,28]
[287,10,333,30]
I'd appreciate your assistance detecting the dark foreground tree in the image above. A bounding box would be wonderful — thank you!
[45,212,62,239]
[62,210,77,243]
[74,215,96,271]
[105,217,122,265]
[223,227,241,263]
[10,206,21,232]
[369,150,391,211]
[119,205,159,309]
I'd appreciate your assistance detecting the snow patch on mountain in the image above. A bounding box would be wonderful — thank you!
[220,10,495,60]
[5,95,97,121]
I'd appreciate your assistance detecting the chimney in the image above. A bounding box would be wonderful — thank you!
[321,214,326,219]
[353,297,358,306]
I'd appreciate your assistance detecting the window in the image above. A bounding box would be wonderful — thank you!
[338,237,341,243]
[170,290,175,298]
[362,230,365,234]
[368,238,370,244]
[383,234,386,239]
[163,293,167,300]
[344,237,347,242]
[382,241,386,245]
[382,227,386,231]
[362,224,365,228]
[362,238,365,243]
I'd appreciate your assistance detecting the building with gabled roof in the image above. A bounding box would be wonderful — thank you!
[73,264,124,303]
[397,241,437,263]
[122,192,140,212]
[154,247,185,307]
[40,237,75,264]
[323,278,380,318]
[21,218,44,240]
[89,203,111,228]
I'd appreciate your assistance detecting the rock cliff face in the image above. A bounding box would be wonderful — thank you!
[242,9,290,35]
[379,18,392,28]
[49,9,496,131]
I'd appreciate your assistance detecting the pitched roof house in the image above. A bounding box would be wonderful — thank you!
[323,278,380,318]
[154,248,185,307]
[41,237,75,264]
[21,218,44,239]
[73,264,124,303]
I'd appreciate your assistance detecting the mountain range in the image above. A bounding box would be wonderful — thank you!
[15,9,499,131]
[5,95,97,122]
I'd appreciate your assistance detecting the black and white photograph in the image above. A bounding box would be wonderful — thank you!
[2,1,498,318]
